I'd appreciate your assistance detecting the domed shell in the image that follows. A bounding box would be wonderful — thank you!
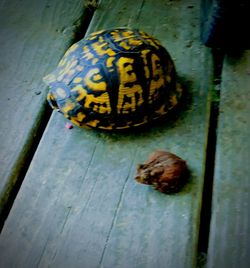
[43,28,182,130]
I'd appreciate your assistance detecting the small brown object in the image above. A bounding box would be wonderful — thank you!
[135,150,188,193]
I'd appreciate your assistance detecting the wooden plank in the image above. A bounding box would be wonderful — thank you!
[207,52,250,268]
[0,1,213,267]
[0,0,89,214]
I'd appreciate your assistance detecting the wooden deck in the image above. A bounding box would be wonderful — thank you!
[207,52,250,268]
[0,1,249,267]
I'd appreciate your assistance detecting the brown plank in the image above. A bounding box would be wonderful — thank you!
[207,51,250,268]
[0,0,90,215]
[0,0,213,267]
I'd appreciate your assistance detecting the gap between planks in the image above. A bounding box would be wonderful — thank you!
[0,0,99,233]
[197,48,225,264]
[0,103,51,232]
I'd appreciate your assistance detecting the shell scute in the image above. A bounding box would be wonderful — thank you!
[44,28,182,130]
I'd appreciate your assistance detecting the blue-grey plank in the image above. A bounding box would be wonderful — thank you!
[0,0,88,213]
[0,1,213,267]
[207,51,250,268]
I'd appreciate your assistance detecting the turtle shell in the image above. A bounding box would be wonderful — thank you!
[44,28,182,130]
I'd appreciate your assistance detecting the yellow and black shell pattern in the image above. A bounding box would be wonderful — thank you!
[44,28,182,130]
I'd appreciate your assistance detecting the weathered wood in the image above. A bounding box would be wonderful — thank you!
[0,0,89,214]
[207,51,250,268]
[0,1,213,267]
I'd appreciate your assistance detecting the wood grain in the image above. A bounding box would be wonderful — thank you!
[0,0,88,214]
[0,1,213,267]
[207,51,250,268]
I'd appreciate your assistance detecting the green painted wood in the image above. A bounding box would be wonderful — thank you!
[0,0,89,214]
[207,51,250,268]
[0,0,213,267]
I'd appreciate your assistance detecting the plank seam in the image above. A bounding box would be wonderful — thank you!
[37,235,50,268]
[99,149,138,266]
[41,141,99,266]
[0,103,52,232]
[59,207,72,235]
[197,48,225,262]
[77,140,99,195]
[135,0,146,22]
